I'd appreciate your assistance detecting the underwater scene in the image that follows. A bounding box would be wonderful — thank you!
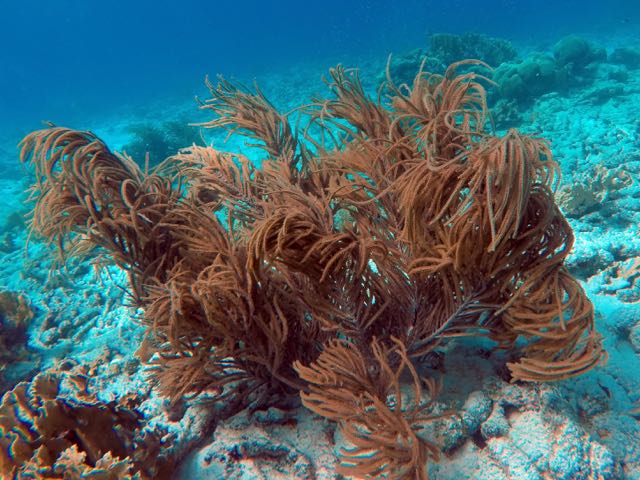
[1,0,640,478]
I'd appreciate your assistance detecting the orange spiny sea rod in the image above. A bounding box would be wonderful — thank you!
[19,61,605,479]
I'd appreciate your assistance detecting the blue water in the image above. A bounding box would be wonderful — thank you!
[0,0,638,142]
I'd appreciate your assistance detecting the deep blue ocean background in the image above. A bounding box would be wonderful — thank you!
[1,0,638,146]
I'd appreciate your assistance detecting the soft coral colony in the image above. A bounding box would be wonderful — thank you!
[17,61,605,479]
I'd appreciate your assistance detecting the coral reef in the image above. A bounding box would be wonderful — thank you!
[0,368,173,479]
[383,32,517,86]
[428,33,518,70]
[598,257,640,303]
[0,210,26,253]
[386,34,615,110]
[609,46,640,70]
[489,35,606,108]
[556,163,633,218]
[384,34,636,114]
[178,331,633,479]
[492,34,609,107]
[0,290,35,389]
[0,290,33,326]
[552,35,606,75]
[18,61,605,478]
[122,118,205,167]
[177,406,337,479]
[493,53,563,106]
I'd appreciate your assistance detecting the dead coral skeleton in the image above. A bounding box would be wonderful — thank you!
[19,61,605,478]
[556,162,633,218]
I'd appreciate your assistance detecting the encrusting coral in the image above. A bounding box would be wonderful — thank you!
[0,369,172,479]
[556,163,633,218]
[18,61,606,478]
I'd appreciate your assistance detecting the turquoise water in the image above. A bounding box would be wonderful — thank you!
[0,0,638,141]
[1,2,640,479]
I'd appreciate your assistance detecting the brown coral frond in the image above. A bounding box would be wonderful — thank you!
[315,65,396,142]
[168,145,264,227]
[197,76,301,170]
[19,127,184,305]
[500,268,606,382]
[387,60,493,158]
[295,338,441,480]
